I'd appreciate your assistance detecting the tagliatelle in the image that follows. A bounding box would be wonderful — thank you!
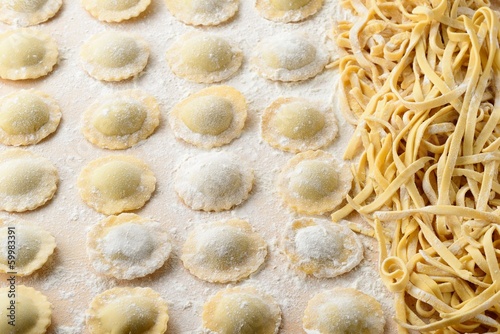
[331,0,500,332]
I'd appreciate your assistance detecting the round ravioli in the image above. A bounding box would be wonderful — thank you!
[0,28,58,80]
[0,0,62,26]
[277,150,353,215]
[281,218,363,278]
[202,286,281,334]
[0,285,52,334]
[256,0,323,23]
[82,0,151,22]
[0,219,56,276]
[165,0,238,26]
[166,32,242,83]
[87,287,169,334]
[80,30,150,82]
[303,288,385,334]
[77,155,156,215]
[0,149,58,213]
[82,89,160,150]
[169,85,247,149]
[174,151,254,212]
[252,33,329,82]
[87,213,172,280]
[0,89,61,146]
[261,97,338,153]
[182,219,267,283]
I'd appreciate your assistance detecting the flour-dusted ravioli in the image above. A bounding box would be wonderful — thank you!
[203,286,281,334]
[82,0,151,22]
[261,97,337,153]
[78,155,156,215]
[0,219,56,276]
[82,89,160,150]
[0,0,62,26]
[277,150,352,215]
[169,85,246,149]
[0,89,61,146]
[165,0,238,26]
[0,28,58,80]
[281,218,362,278]
[0,285,52,333]
[303,288,385,334]
[80,31,150,82]
[174,151,253,212]
[87,213,172,280]
[256,0,323,23]
[252,33,329,82]
[182,219,267,283]
[87,287,169,334]
[0,149,58,212]
[166,32,242,83]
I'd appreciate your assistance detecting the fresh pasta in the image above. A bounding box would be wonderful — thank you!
[331,0,500,332]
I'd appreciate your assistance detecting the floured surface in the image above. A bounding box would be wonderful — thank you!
[0,1,397,333]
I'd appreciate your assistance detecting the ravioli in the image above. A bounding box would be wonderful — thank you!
[277,150,353,215]
[77,155,156,215]
[169,85,247,149]
[80,31,150,81]
[87,213,172,280]
[165,0,238,26]
[0,89,61,146]
[281,218,363,278]
[174,151,254,212]
[0,149,58,213]
[166,32,242,83]
[303,288,385,334]
[256,0,323,23]
[182,219,267,283]
[261,97,338,153]
[0,219,56,277]
[82,89,160,150]
[82,0,151,22]
[252,33,329,82]
[0,0,62,26]
[87,287,169,334]
[0,28,58,80]
[203,286,281,334]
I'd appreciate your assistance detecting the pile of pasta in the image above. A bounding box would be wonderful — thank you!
[331,0,500,332]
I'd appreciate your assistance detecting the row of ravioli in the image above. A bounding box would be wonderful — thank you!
[0,27,330,83]
[0,284,385,333]
[0,0,325,26]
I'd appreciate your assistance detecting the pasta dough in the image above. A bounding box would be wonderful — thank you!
[174,151,254,212]
[166,32,243,83]
[181,219,267,283]
[80,30,150,81]
[82,89,160,150]
[202,286,281,334]
[0,0,62,26]
[277,150,352,215]
[255,0,323,23]
[0,219,56,276]
[82,0,151,22]
[169,85,247,149]
[87,287,169,334]
[303,288,385,334]
[281,218,362,278]
[252,33,329,82]
[261,97,338,153]
[165,0,238,26]
[0,28,58,80]
[87,213,172,280]
[0,149,58,212]
[0,89,61,146]
[77,155,156,215]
